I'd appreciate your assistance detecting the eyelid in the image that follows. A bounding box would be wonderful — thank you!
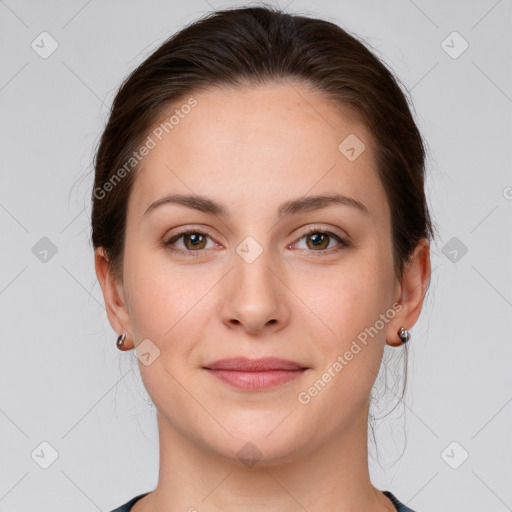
[294,224,349,242]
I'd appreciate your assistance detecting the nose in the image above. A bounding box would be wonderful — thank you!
[219,246,290,336]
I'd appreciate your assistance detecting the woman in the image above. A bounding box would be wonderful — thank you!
[92,5,433,511]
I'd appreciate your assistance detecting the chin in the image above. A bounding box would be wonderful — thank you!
[207,414,315,468]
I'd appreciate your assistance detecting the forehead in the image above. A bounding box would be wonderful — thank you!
[128,81,388,224]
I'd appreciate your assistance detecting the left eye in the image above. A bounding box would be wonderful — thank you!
[293,229,349,252]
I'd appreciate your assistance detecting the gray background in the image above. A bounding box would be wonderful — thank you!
[1,0,511,511]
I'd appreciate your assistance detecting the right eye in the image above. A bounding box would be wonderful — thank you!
[164,229,220,257]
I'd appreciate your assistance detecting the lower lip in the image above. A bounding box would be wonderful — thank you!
[205,369,306,390]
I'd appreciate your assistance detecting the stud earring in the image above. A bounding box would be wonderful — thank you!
[116,333,129,351]
[398,326,410,344]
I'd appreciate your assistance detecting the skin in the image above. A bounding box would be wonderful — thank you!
[95,81,430,512]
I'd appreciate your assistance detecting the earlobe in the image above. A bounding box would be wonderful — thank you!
[386,238,431,347]
[94,247,134,349]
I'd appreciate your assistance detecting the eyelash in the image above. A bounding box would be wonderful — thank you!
[163,226,350,258]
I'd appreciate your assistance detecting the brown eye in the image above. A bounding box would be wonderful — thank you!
[293,228,350,254]
[305,232,330,250]
[182,232,207,250]
[164,230,216,255]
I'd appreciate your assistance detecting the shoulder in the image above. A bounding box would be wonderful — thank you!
[107,492,151,512]
[383,490,419,512]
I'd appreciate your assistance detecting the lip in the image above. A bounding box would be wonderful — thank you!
[203,357,309,391]
[203,357,307,371]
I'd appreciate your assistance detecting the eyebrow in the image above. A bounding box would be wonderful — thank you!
[144,192,369,219]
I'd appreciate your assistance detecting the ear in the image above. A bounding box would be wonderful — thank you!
[386,238,431,347]
[94,247,134,350]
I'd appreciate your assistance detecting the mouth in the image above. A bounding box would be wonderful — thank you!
[202,357,309,391]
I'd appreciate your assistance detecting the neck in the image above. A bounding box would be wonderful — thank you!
[135,402,396,512]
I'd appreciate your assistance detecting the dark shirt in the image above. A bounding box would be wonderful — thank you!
[109,490,417,511]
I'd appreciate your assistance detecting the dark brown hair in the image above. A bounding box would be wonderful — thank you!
[91,4,436,458]
[92,4,435,281]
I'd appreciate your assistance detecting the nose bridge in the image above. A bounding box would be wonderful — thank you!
[221,233,287,331]
[231,234,278,299]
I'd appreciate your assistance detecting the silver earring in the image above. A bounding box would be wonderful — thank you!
[398,327,410,344]
[116,333,127,351]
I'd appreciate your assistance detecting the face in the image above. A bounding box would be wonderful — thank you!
[104,81,405,464]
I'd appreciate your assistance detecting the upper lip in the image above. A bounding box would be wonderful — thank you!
[203,357,308,371]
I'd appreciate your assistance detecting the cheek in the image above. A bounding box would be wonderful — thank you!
[123,247,177,337]
[306,258,391,340]
[296,265,391,428]
[123,247,217,346]
[299,246,394,399]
